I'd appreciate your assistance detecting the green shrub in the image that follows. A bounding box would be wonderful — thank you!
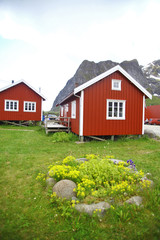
[52,132,78,142]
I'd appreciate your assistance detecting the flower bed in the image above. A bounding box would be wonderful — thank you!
[46,155,151,203]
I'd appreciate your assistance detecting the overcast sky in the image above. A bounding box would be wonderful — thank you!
[0,0,159,110]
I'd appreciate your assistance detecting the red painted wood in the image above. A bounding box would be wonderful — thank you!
[145,105,160,119]
[0,83,42,121]
[83,71,144,136]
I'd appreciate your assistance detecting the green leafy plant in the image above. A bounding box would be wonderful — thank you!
[47,154,151,202]
[52,132,78,142]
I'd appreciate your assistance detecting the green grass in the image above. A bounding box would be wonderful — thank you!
[146,95,160,106]
[0,126,160,240]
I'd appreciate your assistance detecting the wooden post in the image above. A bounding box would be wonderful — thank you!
[111,135,115,141]
[79,136,84,142]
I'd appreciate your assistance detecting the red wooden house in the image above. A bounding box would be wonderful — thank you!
[0,80,46,121]
[59,65,152,140]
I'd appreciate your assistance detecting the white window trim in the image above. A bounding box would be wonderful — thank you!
[23,101,36,112]
[71,100,76,119]
[4,99,19,111]
[106,99,126,120]
[112,79,121,91]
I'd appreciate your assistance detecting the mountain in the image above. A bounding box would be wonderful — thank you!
[51,59,160,110]
[141,60,160,94]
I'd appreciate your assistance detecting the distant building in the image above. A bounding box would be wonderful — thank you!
[145,105,160,120]
[58,65,152,140]
[0,80,46,121]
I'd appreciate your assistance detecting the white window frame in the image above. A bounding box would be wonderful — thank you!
[106,99,126,120]
[71,100,76,119]
[24,101,36,112]
[5,100,19,111]
[112,79,121,91]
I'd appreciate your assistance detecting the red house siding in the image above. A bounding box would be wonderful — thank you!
[83,71,144,136]
[0,83,42,121]
[145,105,160,119]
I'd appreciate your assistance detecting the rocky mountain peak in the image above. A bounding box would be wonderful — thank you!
[51,59,160,110]
[141,59,160,94]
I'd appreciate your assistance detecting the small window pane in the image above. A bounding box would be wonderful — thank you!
[112,80,121,90]
[14,102,17,110]
[32,103,35,111]
[25,103,28,110]
[10,102,13,109]
[6,101,9,109]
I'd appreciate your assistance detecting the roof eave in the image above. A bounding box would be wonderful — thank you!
[57,92,74,106]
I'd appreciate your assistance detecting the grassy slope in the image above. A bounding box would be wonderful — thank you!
[0,127,160,240]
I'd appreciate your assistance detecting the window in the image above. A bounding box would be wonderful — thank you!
[64,104,68,117]
[71,100,76,119]
[107,99,125,119]
[112,79,121,91]
[65,104,68,113]
[24,101,36,112]
[5,100,19,111]
[61,106,64,116]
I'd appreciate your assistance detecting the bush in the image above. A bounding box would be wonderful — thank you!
[52,132,78,142]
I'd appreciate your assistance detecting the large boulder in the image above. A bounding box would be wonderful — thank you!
[52,179,77,199]
[75,201,110,216]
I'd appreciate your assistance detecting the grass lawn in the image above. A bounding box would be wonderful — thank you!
[0,126,160,240]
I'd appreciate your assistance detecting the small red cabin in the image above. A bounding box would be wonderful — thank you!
[59,65,152,140]
[0,80,46,121]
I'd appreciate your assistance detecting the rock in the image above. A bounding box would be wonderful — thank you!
[110,159,125,164]
[125,196,143,206]
[76,158,88,162]
[75,201,110,216]
[46,178,56,187]
[71,196,79,201]
[127,165,138,172]
[144,129,157,138]
[52,179,77,200]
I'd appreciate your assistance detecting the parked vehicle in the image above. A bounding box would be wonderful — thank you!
[148,118,160,125]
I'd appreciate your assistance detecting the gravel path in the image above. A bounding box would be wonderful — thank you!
[144,125,160,138]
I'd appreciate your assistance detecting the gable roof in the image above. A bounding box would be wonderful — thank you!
[74,65,152,99]
[0,80,46,100]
